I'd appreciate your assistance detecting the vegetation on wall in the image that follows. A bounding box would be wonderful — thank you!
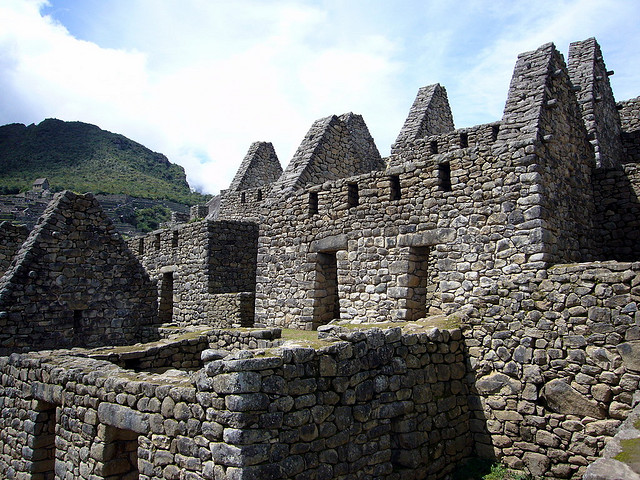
[0,119,211,205]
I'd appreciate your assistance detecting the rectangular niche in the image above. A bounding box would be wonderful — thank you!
[159,271,174,323]
[347,183,359,208]
[437,163,452,192]
[389,175,401,201]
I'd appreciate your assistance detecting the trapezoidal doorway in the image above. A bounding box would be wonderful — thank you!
[313,251,340,329]
[159,271,174,323]
[405,246,440,320]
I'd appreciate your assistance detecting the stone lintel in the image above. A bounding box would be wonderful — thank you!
[97,402,149,434]
[310,234,348,253]
[397,228,455,247]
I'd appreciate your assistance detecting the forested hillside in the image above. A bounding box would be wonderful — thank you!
[0,119,209,205]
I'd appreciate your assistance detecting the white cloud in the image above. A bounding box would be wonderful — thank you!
[0,0,638,195]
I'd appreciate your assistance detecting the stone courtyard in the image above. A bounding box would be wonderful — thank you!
[0,37,639,479]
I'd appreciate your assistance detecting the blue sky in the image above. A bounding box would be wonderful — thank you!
[1,0,639,195]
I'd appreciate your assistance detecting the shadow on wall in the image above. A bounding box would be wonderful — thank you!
[593,158,640,261]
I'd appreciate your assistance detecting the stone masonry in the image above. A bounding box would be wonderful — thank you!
[0,37,639,480]
[0,221,29,277]
[0,191,158,354]
[127,220,258,329]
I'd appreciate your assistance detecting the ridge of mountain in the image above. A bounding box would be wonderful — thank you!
[0,118,208,205]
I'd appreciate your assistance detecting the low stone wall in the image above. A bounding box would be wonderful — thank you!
[206,326,282,351]
[88,332,211,372]
[466,261,640,478]
[207,292,255,328]
[0,324,470,480]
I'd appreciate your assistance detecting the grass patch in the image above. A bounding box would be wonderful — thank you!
[453,459,534,480]
[279,328,337,349]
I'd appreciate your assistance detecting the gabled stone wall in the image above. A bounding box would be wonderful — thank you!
[0,191,158,354]
[568,38,623,169]
[391,83,455,154]
[268,113,384,199]
[255,42,601,330]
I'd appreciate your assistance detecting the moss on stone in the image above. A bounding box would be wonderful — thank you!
[614,437,640,465]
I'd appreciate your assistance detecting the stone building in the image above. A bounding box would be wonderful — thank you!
[0,191,158,354]
[127,220,258,328]
[0,37,639,480]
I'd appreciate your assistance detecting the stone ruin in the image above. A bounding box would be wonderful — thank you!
[0,38,639,480]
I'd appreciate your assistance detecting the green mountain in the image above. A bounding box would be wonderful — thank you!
[0,118,209,205]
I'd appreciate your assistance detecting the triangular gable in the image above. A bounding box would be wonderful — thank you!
[270,113,383,198]
[568,37,623,169]
[391,84,454,153]
[0,191,157,353]
[227,142,283,192]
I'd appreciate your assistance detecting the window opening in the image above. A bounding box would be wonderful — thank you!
[172,231,179,248]
[241,192,246,204]
[257,189,263,201]
[492,125,500,141]
[309,192,319,216]
[154,233,161,250]
[347,183,359,208]
[430,140,438,154]
[459,132,468,148]
[438,163,452,192]
[138,238,144,255]
[390,175,401,201]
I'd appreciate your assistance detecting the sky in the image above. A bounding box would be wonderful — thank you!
[1,0,639,195]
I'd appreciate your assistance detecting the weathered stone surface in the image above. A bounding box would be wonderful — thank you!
[475,373,520,395]
[584,458,640,480]
[617,341,640,372]
[542,379,606,419]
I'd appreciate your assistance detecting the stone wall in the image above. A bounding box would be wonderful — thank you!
[201,326,471,480]
[129,219,258,328]
[0,191,158,354]
[592,164,640,261]
[215,185,273,222]
[583,401,640,479]
[256,42,601,330]
[618,96,640,132]
[0,221,28,276]
[465,261,640,478]
[227,142,283,192]
[0,324,471,480]
[87,327,283,372]
[619,97,640,164]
